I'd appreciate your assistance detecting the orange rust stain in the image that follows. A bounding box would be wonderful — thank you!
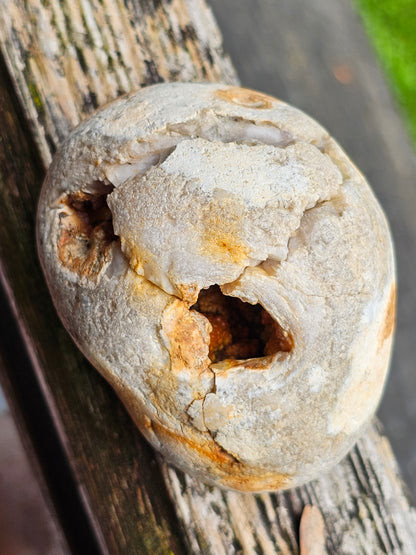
[215,86,276,109]
[200,197,250,266]
[201,224,250,266]
[379,285,396,344]
[220,471,291,493]
[162,301,211,373]
[206,234,250,265]
[57,190,115,280]
[212,354,291,373]
[148,419,238,466]
[125,244,145,274]
[147,418,291,491]
[176,282,200,304]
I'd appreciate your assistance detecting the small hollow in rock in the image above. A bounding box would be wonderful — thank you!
[57,183,116,279]
[191,285,293,363]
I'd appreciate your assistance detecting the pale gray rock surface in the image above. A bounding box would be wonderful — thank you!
[37,82,395,491]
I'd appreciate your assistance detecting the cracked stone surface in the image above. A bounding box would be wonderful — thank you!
[37,83,395,491]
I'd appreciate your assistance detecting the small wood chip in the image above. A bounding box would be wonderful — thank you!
[299,505,326,555]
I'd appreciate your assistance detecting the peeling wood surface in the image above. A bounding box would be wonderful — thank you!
[0,0,415,553]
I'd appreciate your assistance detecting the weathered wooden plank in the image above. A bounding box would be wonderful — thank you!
[0,0,415,553]
[1,0,236,162]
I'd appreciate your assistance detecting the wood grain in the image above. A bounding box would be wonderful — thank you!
[0,0,236,165]
[0,0,415,553]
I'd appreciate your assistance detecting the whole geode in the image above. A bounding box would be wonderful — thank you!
[37,83,395,491]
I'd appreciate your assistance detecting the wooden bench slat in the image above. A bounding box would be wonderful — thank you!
[0,0,415,552]
[0,0,237,165]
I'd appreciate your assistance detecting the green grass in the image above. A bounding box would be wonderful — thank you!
[354,0,416,144]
